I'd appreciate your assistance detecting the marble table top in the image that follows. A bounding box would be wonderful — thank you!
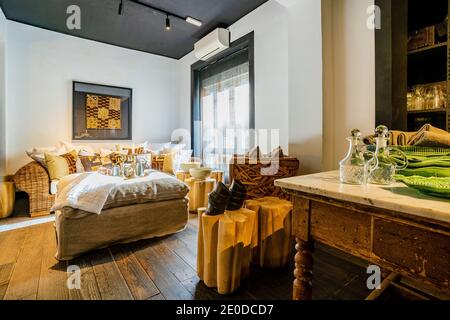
[275,171,450,225]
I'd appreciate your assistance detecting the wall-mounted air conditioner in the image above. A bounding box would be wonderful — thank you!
[194,28,230,61]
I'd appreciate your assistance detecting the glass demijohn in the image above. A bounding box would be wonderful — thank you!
[339,129,378,185]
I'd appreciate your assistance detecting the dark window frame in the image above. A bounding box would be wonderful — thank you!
[190,31,255,158]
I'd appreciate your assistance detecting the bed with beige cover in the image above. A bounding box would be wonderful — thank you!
[52,170,189,261]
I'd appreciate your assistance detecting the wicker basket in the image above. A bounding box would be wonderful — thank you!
[229,155,299,200]
[13,162,55,217]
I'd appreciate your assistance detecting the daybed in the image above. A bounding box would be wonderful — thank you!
[55,198,188,260]
[53,170,189,260]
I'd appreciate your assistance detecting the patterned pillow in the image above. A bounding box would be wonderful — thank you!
[100,155,113,168]
[79,155,103,172]
[44,150,78,180]
[108,152,130,165]
[60,151,77,174]
[122,147,144,155]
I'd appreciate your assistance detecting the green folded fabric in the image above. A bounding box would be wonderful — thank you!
[398,167,450,177]
[395,146,450,157]
[406,158,450,168]
[395,175,450,199]
[390,146,450,169]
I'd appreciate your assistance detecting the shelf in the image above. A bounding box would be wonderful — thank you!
[408,42,447,55]
[407,108,448,114]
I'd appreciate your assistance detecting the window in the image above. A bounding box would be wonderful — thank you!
[191,32,255,181]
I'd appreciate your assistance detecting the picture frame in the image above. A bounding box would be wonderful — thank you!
[72,81,132,140]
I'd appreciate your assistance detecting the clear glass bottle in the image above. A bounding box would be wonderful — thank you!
[369,125,408,185]
[339,129,378,185]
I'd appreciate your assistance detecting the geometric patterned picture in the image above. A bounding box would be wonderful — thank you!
[73,81,132,140]
[86,94,122,130]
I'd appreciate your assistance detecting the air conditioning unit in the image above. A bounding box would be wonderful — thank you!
[194,28,230,61]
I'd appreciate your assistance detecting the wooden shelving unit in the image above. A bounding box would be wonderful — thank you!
[406,0,450,132]
[408,42,447,55]
[407,108,447,114]
[375,0,450,132]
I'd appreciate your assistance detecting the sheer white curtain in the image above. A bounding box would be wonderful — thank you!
[200,61,251,180]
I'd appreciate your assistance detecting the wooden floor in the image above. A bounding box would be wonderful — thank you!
[0,214,372,300]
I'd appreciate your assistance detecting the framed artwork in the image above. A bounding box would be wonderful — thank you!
[72,81,132,140]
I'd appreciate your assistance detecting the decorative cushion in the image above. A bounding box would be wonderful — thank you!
[162,153,174,174]
[26,146,66,167]
[100,148,115,157]
[45,150,77,180]
[123,147,144,155]
[79,155,103,172]
[115,142,148,155]
[60,141,96,155]
[100,155,113,168]
[162,143,186,154]
[60,151,77,174]
[147,142,171,155]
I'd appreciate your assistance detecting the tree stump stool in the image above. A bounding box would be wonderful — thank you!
[197,208,258,295]
[245,197,294,268]
[185,178,215,213]
[176,170,191,182]
[0,181,15,219]
[210,170,224,184]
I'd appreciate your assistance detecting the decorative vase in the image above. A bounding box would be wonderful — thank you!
[339,129,378,185]
[369,125,408,185]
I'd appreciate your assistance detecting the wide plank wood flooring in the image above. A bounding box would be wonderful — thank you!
[0,214,372,300]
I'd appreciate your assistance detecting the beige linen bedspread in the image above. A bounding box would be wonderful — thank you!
[55,198,189,260]
[53,170,189,215]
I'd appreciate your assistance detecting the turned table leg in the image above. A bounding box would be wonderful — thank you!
[293,237,313,300]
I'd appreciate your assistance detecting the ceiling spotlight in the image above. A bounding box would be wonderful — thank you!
[118,0,123,15]
[165,15,171,31]
[186,16,202,27]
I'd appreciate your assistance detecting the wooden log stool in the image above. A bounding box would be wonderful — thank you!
[245,197,294,268]
[197,208,258,295]
[185,178,216,213]
[0,181,15,219]
[176,170,191,182]
[210,170,224,184]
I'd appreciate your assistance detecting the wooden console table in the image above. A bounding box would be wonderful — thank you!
[275,171,450,300]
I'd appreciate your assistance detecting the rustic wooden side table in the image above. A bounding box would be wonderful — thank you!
[197,208,257,295]
[175,170,191,182]
[0,181,15,219]
[210,170,224,184]
[185,178,216,213]
[245,197,294,268]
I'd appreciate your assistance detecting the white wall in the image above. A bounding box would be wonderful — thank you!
[5,21,180,174]
[178,0,289,153]
[286,0,323,174]
[0,8,6,177]
[322,0,375,171]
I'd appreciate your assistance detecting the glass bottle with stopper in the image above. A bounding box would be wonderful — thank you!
[339,129,378,185]
[369,125,408,185]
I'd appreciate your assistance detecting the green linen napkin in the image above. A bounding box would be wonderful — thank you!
[395,175,450,199]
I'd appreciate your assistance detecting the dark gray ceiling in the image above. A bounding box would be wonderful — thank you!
[0,0,268,59]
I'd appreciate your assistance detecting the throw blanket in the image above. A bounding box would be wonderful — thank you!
[52,173,117,215]
[52,171,189,215]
